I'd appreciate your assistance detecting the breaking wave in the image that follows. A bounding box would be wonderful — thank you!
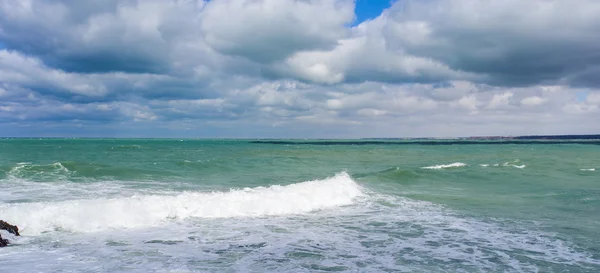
[0,172,364,235]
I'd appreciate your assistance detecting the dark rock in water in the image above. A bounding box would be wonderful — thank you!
[0,220,20,247]
[0,234,8,247]
[0,220,20,236]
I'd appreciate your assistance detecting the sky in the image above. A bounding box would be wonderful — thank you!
[354,0,394,25]
[1,0,600,138]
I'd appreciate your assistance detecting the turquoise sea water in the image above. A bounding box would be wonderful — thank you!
[0,139,599,272]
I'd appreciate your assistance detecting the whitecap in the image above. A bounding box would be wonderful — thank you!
[422,162,467,169]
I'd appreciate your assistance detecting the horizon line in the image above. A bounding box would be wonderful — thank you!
[1,133,600,140]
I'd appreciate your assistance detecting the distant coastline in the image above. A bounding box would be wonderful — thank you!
[251,134,600,145]
[362,134,600,141]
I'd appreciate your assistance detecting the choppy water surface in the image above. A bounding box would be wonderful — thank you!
[1,139,599,272]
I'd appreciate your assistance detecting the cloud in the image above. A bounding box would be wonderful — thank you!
[380,0,600,87]
[1,75,599,137]
[201,0,354,63]
[488,92,513,109]
[455,95,479,112]
[587,92,600,105]
[521,96,547,107]
[0,50,108,97]
[1,0,600,137]
[3,0,600,86]
[269,0,600,86]
[276,18,480,84]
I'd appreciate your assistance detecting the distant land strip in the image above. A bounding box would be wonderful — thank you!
[250,134,600,146]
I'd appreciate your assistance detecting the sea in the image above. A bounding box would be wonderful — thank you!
[0,138,599,273]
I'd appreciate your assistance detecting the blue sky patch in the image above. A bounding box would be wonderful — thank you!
[576,91,589,102]
[353,0,395,26]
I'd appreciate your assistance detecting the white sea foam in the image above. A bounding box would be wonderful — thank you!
[580,168,596,171]
[422,162,467,169]
[6,162,72,180]
[3,190,597,273]
[0,172,364,235]
[503,161,526,168]
[2,172,598,272]
[478,160,526,169]
[0,177,168,203]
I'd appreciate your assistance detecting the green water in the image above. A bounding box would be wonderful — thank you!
[1,139,599,272]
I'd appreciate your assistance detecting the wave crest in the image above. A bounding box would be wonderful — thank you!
[7,162,71,181]
[0,172,364,235]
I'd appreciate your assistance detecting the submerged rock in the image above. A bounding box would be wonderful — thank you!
[0,220,20,247]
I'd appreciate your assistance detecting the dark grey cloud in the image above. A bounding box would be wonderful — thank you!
[200,0,354,63]
[381,0,600,87]
[0,0,202,73]
[0,0,353,73]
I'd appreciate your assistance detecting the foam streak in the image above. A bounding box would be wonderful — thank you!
[422,162,467,169]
